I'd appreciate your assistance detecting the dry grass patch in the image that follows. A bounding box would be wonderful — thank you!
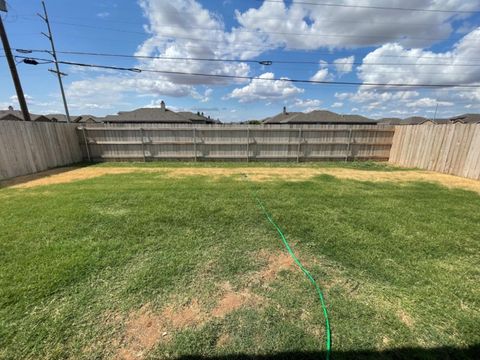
[116,304,168,360]
[4,165,480,195]
[251,250,295,285]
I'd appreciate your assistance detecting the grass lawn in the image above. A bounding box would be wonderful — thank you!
[0,163,479,359]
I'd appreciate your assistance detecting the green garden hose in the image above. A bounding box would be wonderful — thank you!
[245,176,332,360]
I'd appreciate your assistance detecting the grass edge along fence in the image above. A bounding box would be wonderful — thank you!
[76,123,395,163]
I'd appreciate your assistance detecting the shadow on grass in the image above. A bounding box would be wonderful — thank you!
[176,344,479,360]
[0,163,88,188]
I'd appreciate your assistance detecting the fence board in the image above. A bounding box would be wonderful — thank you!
[389,124,480,180]
[0,121,82,180]
[77,124,395,163]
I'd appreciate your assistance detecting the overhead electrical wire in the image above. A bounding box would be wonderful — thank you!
[15,12,469,28]
[16,55,480,89]
[35,19,479,44]
[255,0,480,14]
[14,48,480,68]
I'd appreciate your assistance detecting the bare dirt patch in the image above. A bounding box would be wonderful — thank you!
[4,166,480,195]
[163,299,205,329]
[117,305,167,360]
[212,288,261,318]
[254,251,295,284]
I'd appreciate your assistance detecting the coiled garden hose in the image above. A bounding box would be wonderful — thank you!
[244,175,332,360]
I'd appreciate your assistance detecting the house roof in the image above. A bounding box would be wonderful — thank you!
[262,112,302,124]
[403,116,433,125]
[0,110,24,121]
[103,107,191,123]
[448,113,480,124]
[177,111,218,123]
[263,110,377,124]
[378,118,403,125]
[0,110,51,122]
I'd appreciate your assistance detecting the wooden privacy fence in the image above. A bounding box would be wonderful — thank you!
[389,123,480,180]
[0,120,82,180]
[76,124,395,162]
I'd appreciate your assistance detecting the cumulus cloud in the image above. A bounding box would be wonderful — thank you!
[358,27,480,87]
[334,56,354,74]
[293,98,322,109]
[331,102,343,108]
[227,72,303,103]
[405,98,453,107]
[310,68,330,82]
[235,0,480,49]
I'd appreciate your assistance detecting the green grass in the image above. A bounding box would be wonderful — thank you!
[0,166,478,359]
[92,160,411,172]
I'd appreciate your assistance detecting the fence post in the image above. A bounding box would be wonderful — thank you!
[297,127,302,163]
[81,127,91,162]
[345,128,353,162]
[193,127,197,162]
[246,127,250,162]
[140,128,146,162]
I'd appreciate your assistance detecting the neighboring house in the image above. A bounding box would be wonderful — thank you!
[403,116,434,125]
[379,117,434,125]
[263,107,377,125]
[74,115,99,123]
[0,110,51,122]
[177,111,219,124]
[46,114,100,123]
[377,118,403,125]
[103,101,192,124]
[448,113,480,124]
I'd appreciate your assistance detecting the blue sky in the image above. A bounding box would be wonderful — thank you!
[1,0,480,122]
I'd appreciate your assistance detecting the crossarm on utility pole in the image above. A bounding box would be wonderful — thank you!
[39,0,71,123]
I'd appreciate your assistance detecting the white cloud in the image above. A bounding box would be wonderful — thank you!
[227,72,303,103]
[293,98,322,109]
[406,98,454,108]
[334,56,354,74]
[331,102,343,108]
[310,68,329,82]
[235,0,480,49]
[358,27,480,87]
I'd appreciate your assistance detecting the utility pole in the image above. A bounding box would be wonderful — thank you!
[0,4,32,121]
[38,0,71,123]
[433,101,439,122]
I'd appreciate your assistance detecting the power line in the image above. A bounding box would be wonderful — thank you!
[255,0,480,14]
[17,55,480,89]
[15,12,471,32]
[43,19,478,43]
[15,48,480,67]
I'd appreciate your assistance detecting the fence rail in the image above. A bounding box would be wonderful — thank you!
[389,123,480,180]
[0,120,82,180]
[76,124,395,162]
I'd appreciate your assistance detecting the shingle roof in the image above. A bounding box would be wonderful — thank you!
[448,113,480,124]
[0,110,51,122]
[177,111,218,123]
[403,116,433,125]
[263,110,377,124]
[262,112,302,124]
[103,108,191,123]
[378,118,403,125]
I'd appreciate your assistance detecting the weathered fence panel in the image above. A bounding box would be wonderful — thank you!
[76,123,395,162]
[0,121,82,180]
[389,124,480,180]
